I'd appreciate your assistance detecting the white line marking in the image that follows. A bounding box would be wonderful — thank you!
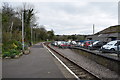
[42,43,80,80]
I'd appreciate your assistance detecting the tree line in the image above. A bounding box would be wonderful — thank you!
[1,2,85,58]
[2,3,55,44]
[1,3,55,57]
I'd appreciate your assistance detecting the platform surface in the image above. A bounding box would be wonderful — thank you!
[2,43,67,79]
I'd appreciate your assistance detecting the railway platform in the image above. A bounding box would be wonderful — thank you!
[2,43,75,80]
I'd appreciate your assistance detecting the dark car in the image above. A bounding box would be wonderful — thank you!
[51,41,57,46]
[88,41,107,50]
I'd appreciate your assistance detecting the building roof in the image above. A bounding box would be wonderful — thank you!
[87,33,119,38]
[95,25,120,35]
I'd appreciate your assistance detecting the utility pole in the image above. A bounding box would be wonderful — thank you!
[93,24,95,35]
[22,12,24,51]
[91,24,95,46]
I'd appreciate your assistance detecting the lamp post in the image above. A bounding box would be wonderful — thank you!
[31,25,33,46]
[22,12,24,51]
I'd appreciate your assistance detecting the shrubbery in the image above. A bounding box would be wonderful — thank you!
[2,49,20,58]
[2,40,22,58]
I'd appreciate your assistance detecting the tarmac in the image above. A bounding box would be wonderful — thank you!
[2,43,75,80]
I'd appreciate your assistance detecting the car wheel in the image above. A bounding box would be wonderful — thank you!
[110,48,115,53]
[101,50,104,53]
[88,47,91,50]
[111,48,115,51]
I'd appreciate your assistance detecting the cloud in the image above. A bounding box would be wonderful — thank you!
[1,0,119,2]
[7,1,118,35]
[34,2,117,35]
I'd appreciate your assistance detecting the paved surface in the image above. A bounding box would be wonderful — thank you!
[50,45,119,79]
[2,43,70,79]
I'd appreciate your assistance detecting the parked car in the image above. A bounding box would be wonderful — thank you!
[71,41,77,45]
[100,40,120,53]
[80,42,85,47]
[76,42,82,47]
[75,40,85,47]
[83,40,95,48]
[56,41,64,47]
[88,41,107,50]
[51,41,57,46]
[59,41,71,48]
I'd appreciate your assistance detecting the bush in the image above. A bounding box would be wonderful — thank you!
[9,49,20,55]
[24,43,29,50]
[2,51,11,58]
[16,41,22,50]
[3,40,22,51]
[2,49,20,58]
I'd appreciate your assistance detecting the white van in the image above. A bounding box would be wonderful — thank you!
[101,40,120,53]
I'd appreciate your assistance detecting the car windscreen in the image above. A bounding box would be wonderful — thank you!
[93,41,99,45]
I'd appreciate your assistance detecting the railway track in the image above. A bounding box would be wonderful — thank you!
[44,43,101,80]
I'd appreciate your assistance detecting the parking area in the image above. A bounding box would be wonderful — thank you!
[51,40,120,59]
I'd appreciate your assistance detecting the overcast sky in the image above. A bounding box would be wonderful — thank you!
[1,0,119,35]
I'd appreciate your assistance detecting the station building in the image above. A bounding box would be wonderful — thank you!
[86,25,120,42]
